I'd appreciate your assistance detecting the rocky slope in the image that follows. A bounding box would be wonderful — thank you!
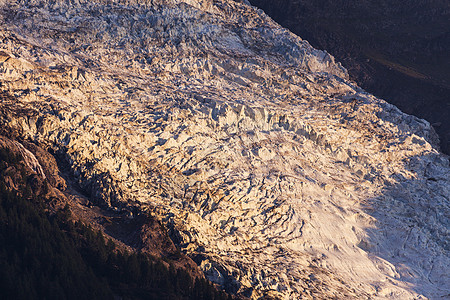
[0,0,449,299]
[249,0,450,154]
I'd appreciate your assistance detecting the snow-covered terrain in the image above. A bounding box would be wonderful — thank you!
[0,0,448,298]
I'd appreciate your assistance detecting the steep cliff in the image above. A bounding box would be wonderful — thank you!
[0,0,449,299]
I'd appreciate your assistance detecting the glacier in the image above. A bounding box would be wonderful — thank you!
[0,0,449,298]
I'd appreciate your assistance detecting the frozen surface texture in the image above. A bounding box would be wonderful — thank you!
[0,0,449,298]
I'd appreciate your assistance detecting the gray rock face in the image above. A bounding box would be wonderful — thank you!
[0,0,449,298]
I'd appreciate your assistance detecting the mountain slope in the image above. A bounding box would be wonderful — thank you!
[0,135,230,300]
[248,0,450,154]
[0,0,449,298]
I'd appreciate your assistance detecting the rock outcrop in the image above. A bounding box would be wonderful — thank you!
[0,0,449,298]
